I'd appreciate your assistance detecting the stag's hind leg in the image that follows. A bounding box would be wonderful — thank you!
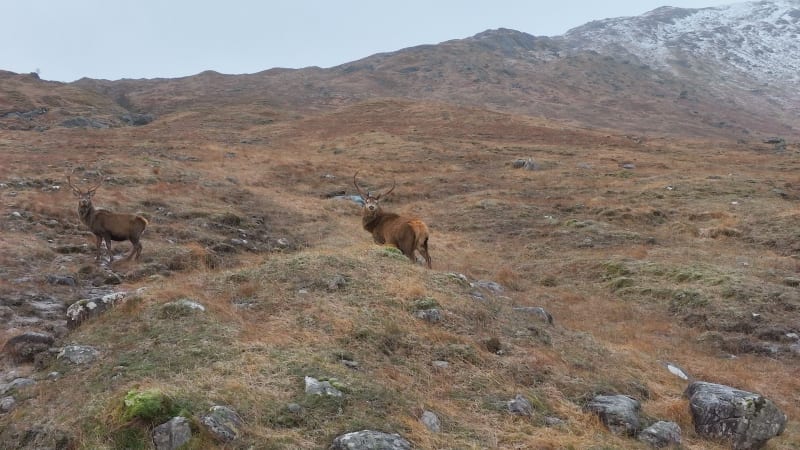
[395,234,418,265]
[418,237,432,269]
[130,237,143,260]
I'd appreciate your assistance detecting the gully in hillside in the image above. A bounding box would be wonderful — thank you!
[353,172,432,269]
[67,172,148,264]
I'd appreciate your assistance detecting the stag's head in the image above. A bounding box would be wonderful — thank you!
[353,172,395,218]
[67,172,102,209]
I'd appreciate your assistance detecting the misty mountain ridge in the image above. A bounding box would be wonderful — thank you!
[2,0,799,138]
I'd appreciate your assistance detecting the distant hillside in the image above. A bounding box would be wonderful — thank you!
[0,71,137,131]
[5,1,800,139]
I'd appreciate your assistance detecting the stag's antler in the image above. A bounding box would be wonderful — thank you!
[87,172,103,194]
[66,177,79,194]
[353,171,368,199]
[378,180,396,200]
[67,169,103,195]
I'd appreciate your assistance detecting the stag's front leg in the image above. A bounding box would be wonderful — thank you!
[104,236,114,263]
[94,235,104,262]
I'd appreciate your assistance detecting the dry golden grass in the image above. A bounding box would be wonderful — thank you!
[1,99,798,449]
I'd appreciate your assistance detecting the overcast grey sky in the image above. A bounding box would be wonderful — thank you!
[3,0,738,82]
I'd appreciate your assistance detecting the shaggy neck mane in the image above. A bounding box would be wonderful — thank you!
[78,204,94,225]
[362,211,398,232]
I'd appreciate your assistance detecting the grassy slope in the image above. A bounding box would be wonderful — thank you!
[1,99,798,449]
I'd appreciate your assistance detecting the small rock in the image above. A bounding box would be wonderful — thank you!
[421,410,441,433]
[340,359,359,370]
[160,298,206,318]
[47,372,61,381]
[585,395,641,436]
[67,290,138,328]
[287,403,303,414]
[782,277,800,287]
[472,280,504,294]
[305,376,343,397]
[508,394,533,416]
[470,291,487,301]
[57,345,99,365]
[152,416,192,450]
[200,405,243,443]
[512,158,540,170]
[512,306,554,325]
[2,332,55,363]
[0,396,16,413]
[102,272,123,285]
[328,274,347,291]
[432,360,449,369]
[413,308,442,323]
[46,275,77,286]
[638,420,681,448]
[544,416,564,426]
[0,378,35,395]
[331,430,411,450]
[323,189,346,199]
[664,362,691,381]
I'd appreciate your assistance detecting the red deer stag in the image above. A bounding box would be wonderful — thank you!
[67,173,148,263]
[353,172,432,269]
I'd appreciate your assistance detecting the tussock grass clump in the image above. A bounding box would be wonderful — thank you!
[411,296,439,311]
[121,389,184,422]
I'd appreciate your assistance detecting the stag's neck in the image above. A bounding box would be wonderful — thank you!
[78,203,95,226]
[362,211,398,233]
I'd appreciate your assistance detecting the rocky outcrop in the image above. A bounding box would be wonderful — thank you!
[1,332,54,363]
[585,395,641,436]
[200,405,243,443]
[305,376,343,397]
[330,430,412,450]
[507,394,533,417]
[420,410,441,433]
[67,289,145,328]
[685,381,786,450]
[57,345,100,365]
[152,416,191,450]
[638,421,682,448]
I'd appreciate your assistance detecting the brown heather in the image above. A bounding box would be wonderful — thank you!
[0,80,798,448]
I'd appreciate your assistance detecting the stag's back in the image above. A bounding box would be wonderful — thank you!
[92,209,148,240]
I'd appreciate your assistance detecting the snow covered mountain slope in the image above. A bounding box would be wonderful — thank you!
[563,0,800,86]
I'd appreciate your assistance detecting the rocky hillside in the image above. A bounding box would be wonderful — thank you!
[1,97,797,449]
